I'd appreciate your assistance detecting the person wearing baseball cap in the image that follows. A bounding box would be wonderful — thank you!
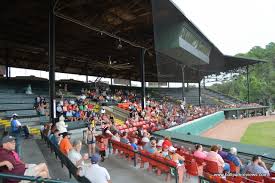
[0,136,50,181]
[78,154,111,183]
[167,146,185,183]
[10,113,23,157]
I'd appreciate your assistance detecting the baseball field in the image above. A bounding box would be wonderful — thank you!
[240,121,275,148]
[202,116,275,148]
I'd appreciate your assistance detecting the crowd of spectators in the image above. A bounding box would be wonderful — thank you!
[34,96,49,117]
[220,102,262,109]
[104,126,274,183]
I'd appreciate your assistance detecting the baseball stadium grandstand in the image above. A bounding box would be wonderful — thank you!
[0,0,274,183]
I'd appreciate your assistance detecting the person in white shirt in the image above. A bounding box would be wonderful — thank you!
[56,115,68,133]
[78,154,111,183]
[68,140,89,167]
[141,132,150,143]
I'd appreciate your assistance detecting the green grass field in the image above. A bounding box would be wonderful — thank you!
[240,121,275,148]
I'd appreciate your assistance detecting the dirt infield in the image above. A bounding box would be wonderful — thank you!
[201,115,275,142]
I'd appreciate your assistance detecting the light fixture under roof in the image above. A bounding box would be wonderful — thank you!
[117,39,123,49]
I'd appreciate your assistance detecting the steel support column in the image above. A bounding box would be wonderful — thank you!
[85,63,89,83]
[198,70,201,106]
[49,0,56,124]
[86,75,88,83]
[140,48,146,110]
[5,49,9,79]
[198,80,201,106]
[181,65,186,101]
[246,65,250,104]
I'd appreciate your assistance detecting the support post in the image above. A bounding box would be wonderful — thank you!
[198,70,201,106]
[140,48,146,110]
[49,0,56,124]
[5,49,9,79]
[181,65,186,101]
[85,63,89,83]
[198,80,201,106]
[246,65,250,104]
[110,77,113,85]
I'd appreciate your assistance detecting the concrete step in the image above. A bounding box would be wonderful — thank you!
[0,98,35,104]
[4,109,38,117]
[0,104,34,111]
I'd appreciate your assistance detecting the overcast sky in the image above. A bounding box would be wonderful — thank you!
[172,0,275,55]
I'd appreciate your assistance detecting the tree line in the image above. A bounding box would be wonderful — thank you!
[210,42,275,108]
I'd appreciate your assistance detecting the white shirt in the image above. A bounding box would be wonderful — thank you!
[142,137,150,143]
[79,164,110,183]
[68,149,84,167]
[10,119,22,126]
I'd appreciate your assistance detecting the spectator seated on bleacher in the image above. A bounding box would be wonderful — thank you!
[0,136,50,181]
[130,138,139,151]
[120,132,130,144]
[217,144,228,159]
[59,132,72,156]
[111,131,120,142]
[68,140,89,168]
[193,144,207,159]
[166,146,185,183]
[141,131,150,143]
[224,147,244,173]
[244,155,270,176]
[206,145,230,173]
[143,137,157,154]
[49,129,60,147]
[162,136,172,148]
[78,154,111,183]
[56,115,68,134]
[161,145,169,157]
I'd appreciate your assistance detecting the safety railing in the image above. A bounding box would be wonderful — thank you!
[0,173,67,183]
[40,132,90,183]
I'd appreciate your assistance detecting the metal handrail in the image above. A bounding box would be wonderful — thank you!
[0,173,68,183]
[40,132,91,183]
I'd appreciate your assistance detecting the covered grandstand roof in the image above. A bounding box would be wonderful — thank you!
[0,0,265,82]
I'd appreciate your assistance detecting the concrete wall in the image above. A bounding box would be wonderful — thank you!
[167,111,225,135]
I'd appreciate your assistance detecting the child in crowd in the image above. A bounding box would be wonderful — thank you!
[98,137,107,162]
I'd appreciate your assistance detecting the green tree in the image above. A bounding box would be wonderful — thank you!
[210,42,275,107]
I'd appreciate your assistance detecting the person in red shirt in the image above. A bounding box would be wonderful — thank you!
[0,136,50,183]
[98,137,106,162]
[162,136,172,148]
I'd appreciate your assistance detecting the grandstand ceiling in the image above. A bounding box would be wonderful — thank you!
[0,0,263,82]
